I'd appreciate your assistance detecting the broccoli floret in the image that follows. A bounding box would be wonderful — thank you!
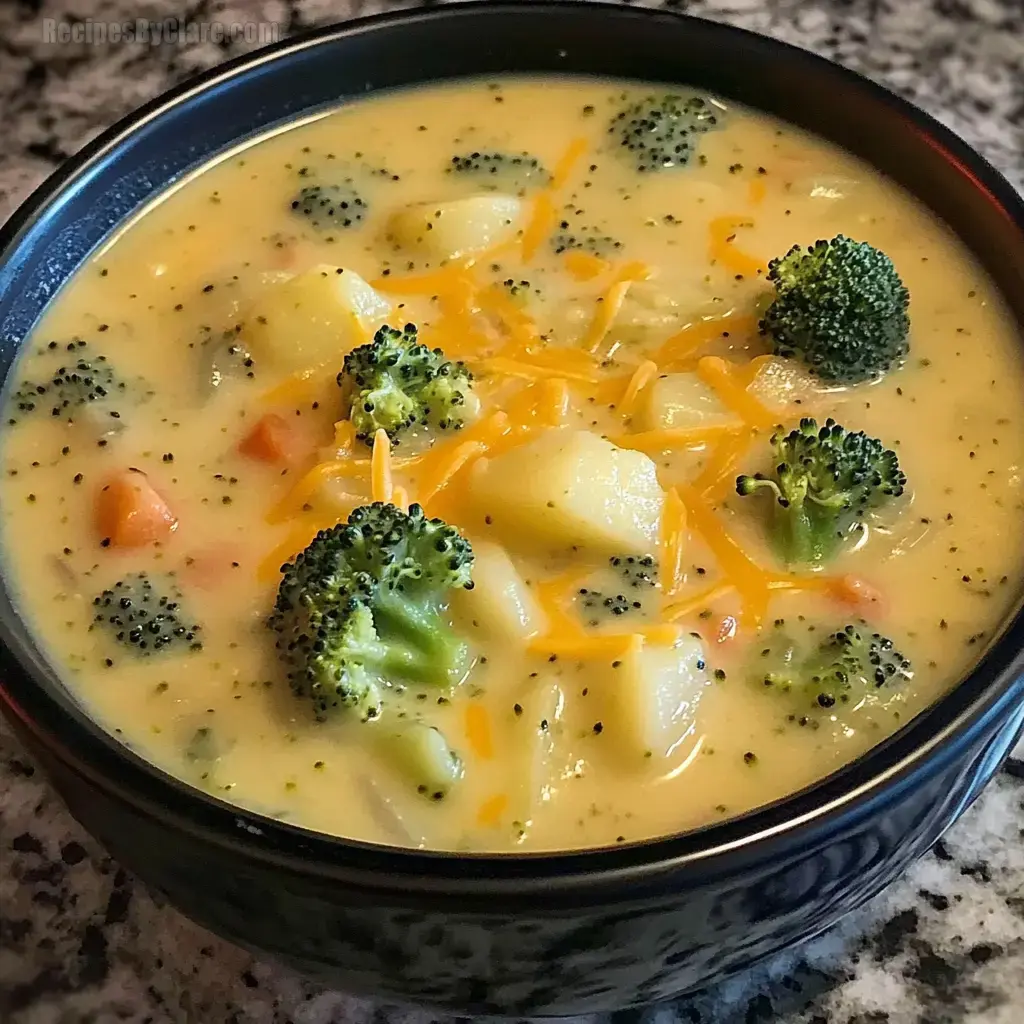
[9,339,127,428]
[760,235,910,384]
[338,323,476,446]
[754,623,913,717]
[609,94,722,173]
[91,573,203,657]
[290,182,368,231]
[267,502,474,722]
[447,151,551,194]
[576,555,659,627]
[736,417,906,568]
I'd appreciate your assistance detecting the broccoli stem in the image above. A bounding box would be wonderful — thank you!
[373,591,467,685]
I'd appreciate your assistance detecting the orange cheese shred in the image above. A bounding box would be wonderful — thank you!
[371,429,393,504]
[582,261,652,355]
[708,216,768,279]
[465,703,495,760]
[521,192,558,264]
[476,793,510,828]
[390,485,410,511]
[663,581,738,623]
[259,369,329,407]
[265,459,369,524]
[619,360,659,417]
[257,514,349,583]
[654,313,757,368]
[697,356,776,431]
[660,487,688,601]
[551,136,589,189]
[564,251,610,281]
[480,355,602,385]
[679,485,770,629]
[417,440,486,511]
[692,429,754,499]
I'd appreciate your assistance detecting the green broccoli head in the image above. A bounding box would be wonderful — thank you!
[609,94,722,173]
[447,151,551,194]
[338,323,476,446]
[290,182,368,231]
[736,417,906,568]
[267,502,474,721]
[760,235,910,384]
[10,339,128,428]
[755,623,913,719]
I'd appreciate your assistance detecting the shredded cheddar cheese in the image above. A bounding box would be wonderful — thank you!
[660,487,688,601]
[609,423,739,453]
[654,313,757,368]
[480,355,602,385]
[521,192,558,264]
[265,460,368,524]
[371,429,393,503]
[465,703,495,760]
[707,216,768,279]
[476,793,509,828]
[259,369,328,407]
[581,261,652,355]
[619,360,659,418]
[692,429,754,499]
[564,251,610,281]
[697,356,776,431]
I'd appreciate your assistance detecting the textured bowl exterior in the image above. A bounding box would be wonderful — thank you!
[1,3,1023,1015]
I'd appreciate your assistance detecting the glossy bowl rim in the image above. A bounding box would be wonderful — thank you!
[1,0,1022,896]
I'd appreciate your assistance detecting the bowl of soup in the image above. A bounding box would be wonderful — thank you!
[0,1,1022,1014]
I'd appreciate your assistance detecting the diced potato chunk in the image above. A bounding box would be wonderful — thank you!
[747,355,847,412]
[594,635,708,762]
[640,372,740,432]
[242,265,389,374]
[508,680,566,831]
[470,429,664,555]
[377,722,464,800]
[386,195,524,261]
[453,541,544,643]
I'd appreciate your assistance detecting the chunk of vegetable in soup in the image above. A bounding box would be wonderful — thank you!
[3,79,1023,853]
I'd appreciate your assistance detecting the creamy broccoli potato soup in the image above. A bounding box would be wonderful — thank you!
[3,78,1023,852]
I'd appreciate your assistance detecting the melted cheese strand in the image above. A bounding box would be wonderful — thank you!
[707,216,768,279]
[620,360,659,417]
[371,429,393,504]
[692,430,754,499]
[697,356,776,431]
[660,487,688,601]
[654,313,757,368]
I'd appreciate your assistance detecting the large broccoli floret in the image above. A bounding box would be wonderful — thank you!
[290,182,368,231]
[447,151,551,194]
[338,323,476,446]
[736,417,906,568]
[754,622,913,719]
[267,502,474,722]
[91,573,203,658]
[609,94,722,173]
[759,235,910,384]
[10,339,128,429]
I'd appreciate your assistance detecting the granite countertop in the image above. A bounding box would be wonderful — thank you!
[0,0,1022,1021]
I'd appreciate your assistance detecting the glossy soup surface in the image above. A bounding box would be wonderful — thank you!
[3,78,1023,852]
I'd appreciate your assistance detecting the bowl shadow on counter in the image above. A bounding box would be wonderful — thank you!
[0,1,1023,1015]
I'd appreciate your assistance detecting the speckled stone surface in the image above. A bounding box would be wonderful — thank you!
[0,1,1022,1022]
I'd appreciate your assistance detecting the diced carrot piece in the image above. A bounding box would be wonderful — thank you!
[96,470,177,548]
[239,413,302,465]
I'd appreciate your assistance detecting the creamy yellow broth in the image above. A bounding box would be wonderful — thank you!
[3,78,1023,852]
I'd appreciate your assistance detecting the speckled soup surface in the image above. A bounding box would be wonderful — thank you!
[0,1,1021,1022]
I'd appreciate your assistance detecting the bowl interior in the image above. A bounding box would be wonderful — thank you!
[1,1,1022,881]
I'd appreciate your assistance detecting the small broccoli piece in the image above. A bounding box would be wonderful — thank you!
[577,555,659,626]
[754,623,912,716]
[290,182,368,231]
[609,94,721,173]
[267,502,474,722]
[551,219,621,258]
[447,151,551,194]
[10,339,127,428]
[760,235,910,384]
[91,573,203,656]
[737,417,906,568]
[338,323,476,446]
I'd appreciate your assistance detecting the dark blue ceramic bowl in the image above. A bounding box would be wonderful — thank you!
[1,3,1022,1015]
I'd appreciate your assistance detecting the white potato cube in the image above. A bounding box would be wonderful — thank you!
[594,635,708,762]
[508,680,566,831]
[386,195,524,261]
[470,429,664,555]
[453,541,544,644]
[640,372,741,432]
[243,265,389,374]
[747,355,847,412]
